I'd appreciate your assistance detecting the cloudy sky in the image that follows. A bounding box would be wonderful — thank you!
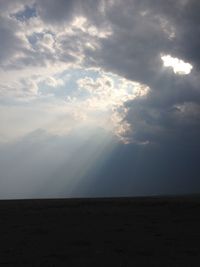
[1,0,200,199]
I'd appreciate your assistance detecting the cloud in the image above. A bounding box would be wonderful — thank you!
[1,0,200,143]
[1,0,200,198]
[43,76,64,87]
[1,0,200,141]
[75,73,149,142]
[0,78,38,99]
[76,0,200,146]
[36,0,76,25]
[0,16,27,65]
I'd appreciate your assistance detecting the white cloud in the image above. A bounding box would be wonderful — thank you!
[78,74,149,108]
[75,73,150,141]
[37,33,55,52]
[157,16,176,40]
[43,76,64,87]
[0,78,38,98]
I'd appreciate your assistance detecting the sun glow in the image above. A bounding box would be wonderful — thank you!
[161,54,193,75]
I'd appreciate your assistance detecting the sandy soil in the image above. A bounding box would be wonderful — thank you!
[0,196,200,266]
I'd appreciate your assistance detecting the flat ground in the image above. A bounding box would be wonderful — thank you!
[0,196,200,266]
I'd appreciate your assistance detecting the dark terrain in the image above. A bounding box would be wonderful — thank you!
[0,196,200,266]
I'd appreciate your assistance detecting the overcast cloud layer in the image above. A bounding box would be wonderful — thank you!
[1,0,200,198]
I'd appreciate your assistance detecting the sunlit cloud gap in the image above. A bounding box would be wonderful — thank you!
[65,71,150,143]
[161,54,193,75]
[0,68,149,144]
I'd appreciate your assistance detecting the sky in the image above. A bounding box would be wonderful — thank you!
[1,0,200,199]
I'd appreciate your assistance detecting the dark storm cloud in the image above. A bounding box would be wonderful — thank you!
[36,0,105,26]
[81,0,200,146]
[151,0,200,68]
[83,0,173,83]
[77,0,200,195]
[84,0,200,82]
[0,16,25,64]
[0,0,33,12]
[36,0,76,25]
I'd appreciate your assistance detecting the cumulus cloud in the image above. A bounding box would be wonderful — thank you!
[43,76,64,87]
[75,73,149,142]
